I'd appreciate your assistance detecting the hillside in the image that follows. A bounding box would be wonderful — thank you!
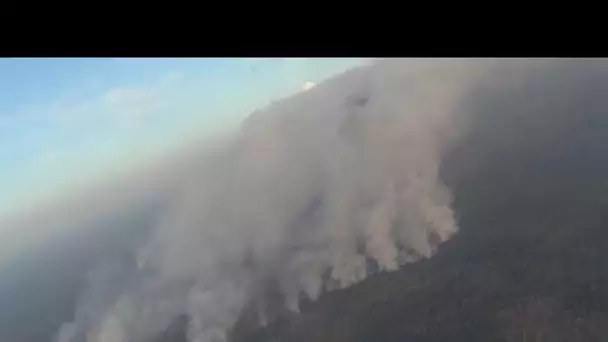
[230,60,608,342]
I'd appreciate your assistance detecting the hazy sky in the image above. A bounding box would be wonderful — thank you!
[0,58,368,217]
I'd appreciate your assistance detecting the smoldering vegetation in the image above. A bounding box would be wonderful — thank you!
[5,58,608,342]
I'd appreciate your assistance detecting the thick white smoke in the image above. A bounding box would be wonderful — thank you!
[51,59,490,342]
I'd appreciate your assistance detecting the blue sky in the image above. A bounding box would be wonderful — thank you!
[0,58,368,217]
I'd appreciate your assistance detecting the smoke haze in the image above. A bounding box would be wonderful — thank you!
[3,58,569,342]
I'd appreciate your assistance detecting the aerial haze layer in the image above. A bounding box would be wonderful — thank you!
[4,58,608,342]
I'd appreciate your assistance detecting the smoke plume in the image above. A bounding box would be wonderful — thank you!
[39,58,494,342]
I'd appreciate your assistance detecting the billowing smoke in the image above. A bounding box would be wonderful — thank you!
[42,58,493,342]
